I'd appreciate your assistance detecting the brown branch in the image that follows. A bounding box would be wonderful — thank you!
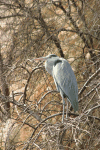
[58,28,100,40]
[0,14,24,19]
[0,1,20,8]
[79,82,100,103]
[0,94,41,122]
[78,68,100,96]
[71,0,94,48]
[85,104,100,115]
[0,48,10,119]
[35,1,64,57]
[71,0,87,27]
[52,0,90,48]
[88,115,100,121]
[37,90,59,105]
[39,17,64,57]
[23,65,44,103]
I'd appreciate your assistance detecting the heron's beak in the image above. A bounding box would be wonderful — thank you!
[34,57,47,62]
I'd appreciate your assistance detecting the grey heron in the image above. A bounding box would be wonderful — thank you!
[34,54,78,122]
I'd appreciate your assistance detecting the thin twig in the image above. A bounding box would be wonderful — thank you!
[78,68,100,96]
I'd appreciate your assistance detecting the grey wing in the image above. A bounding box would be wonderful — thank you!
[53,59,78,111]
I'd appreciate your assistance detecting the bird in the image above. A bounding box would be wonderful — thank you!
[34,54,78,122]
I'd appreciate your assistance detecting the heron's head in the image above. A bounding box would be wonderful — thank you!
[34,54,58,62]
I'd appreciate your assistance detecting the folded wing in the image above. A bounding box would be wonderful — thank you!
[53,58,78,111]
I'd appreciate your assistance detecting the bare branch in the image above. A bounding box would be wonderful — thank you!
[0,14,24,19]
[52,0,90,48]
[79,68,100,96]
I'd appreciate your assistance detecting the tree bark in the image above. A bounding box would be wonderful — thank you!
[0,49,10,120]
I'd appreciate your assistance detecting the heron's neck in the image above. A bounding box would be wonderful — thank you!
[45,58,58,76]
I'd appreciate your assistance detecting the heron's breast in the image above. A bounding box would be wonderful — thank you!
[45,61,53,75]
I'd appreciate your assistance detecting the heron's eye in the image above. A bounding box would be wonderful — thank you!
[49,54,57,58]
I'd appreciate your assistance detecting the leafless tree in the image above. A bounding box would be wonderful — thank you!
[0,0,100,149]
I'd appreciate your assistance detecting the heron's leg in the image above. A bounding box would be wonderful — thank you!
[62,96,65,123]
[60,91,65,123]
[66,99,69,118]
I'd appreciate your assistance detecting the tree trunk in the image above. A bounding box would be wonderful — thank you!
[0,49,10,121]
